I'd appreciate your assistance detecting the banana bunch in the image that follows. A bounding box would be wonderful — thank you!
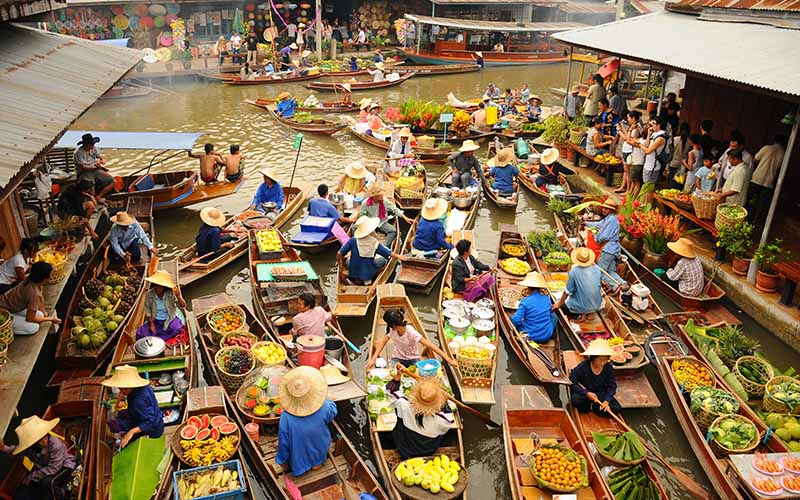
[395,455,461,494]
[181,436,239,467]
[176,466,241,499]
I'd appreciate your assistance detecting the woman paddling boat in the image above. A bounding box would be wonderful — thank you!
[569,339,622,416]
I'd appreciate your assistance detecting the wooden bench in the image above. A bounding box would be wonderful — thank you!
[653,193,718,237]
[567,142,622,187]
[774,261,800,306]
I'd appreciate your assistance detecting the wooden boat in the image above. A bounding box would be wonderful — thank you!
[307,71,414,91]
[348,125,451,163]
[189,295,385,500]
[252,96,359,114]
[395,63,480,76]
[224,72,319,85]
[518,162,572,201]
[493,225,569,385]
[502,385,614,500]
[481,160,520,209]
[392,168,428,214]
[399,46,568,67]
[403,127,496,146]
[562,351,669,500]
[100,84,152,100]
[176,183,312,287]
[245,100,347,135]
[368,284,466,500]
[395,177,481,293]
[50,197,153,386]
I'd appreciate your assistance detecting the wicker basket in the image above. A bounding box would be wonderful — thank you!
[691,194,720,220]
[215,346,255,393]
[594,429,646,466]
[0,342,8,368]
[569,128,586,145]
[690,386,739,432]
[734,356,774,398]
[207,304,247,344]
[456,345,493,380]
[612,171,623,187]
[34,249,68,285]
[0,309,12,347]
[715,203,747,230]
[708,414,761,458]
[417,135,436,149]
[219,331,259,350]
[399,188,424,199]
[764,376,800,414]
[530,444,589,493]
[250,341,286,366]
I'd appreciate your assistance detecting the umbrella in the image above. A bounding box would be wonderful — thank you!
[233,8,244,34]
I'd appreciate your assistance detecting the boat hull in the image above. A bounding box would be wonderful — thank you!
[398,48,568,66]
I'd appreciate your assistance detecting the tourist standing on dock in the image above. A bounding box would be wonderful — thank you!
[616,110,642,194]
[0,262,59,335]
[73,133,115,203]
[0,238,35,294]
[103,365,164,448]
[717,131,753,190]
[229,31,242,64]
[188,143,225,183]
[570,339,621,416]
[245,31,258,65]
[717,149,749,208]
[669,122,691,190]
[215,36,228,66]
[682,134,703,193]
[749,135,787,225]
[564,85,581,121]
[583,74,606,120]
[449,140,485,188]
[639,117,668,189]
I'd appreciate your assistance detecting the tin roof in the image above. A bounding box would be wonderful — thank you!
[558,1,618,13]
[430,0,552,3]
[404,14,588,32]
[56,131,205,150]
[667,0,800,12]
[552,11,800,99]
[0,0,66,21]
[0,24,141,196]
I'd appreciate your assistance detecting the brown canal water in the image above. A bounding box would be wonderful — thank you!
[71,65,800,499]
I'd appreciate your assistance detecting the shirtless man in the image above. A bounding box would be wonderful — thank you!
[223,145,244,182]
[188,143,225,183]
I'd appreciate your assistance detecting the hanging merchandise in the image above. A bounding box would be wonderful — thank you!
[148,4,167,16]
[155,47,172,62]
[154,15,165,28]
[165,13,177,25]
[170,18,186,49]
[112,14,129,30]
[112,25,123,38]
[138,15,154,29]
[128,15,139,29]
[159,32,173,46]
[166,3,180,15]
[111,6,124,16]
[123,4,136,16]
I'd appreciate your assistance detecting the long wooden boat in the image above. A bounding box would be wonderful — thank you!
[399,47,568,67]
[252,96,359,114]
[308,72,414,91]
[190,294,385,500]
[348,125,452,163]
[501,385,614,500]
[481,161,520,209]
[100,84,152,100]
[368,284,466,500]
[395,177,481,293]
[245,100,347,135]
[493,225,569,385]
[224,72,319,85]
[50,197,153,386]
[518,162,572,201]
[395,63,480,76]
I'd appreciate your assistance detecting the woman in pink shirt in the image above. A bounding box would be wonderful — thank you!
[366,309,456,369]
[289,293,331,339]
[367,103,385,133]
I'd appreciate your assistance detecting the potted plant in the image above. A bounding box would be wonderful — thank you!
[717,221,754,276]
[527,230,561,258]
[181,49,193,70]
[617,185,653,258]
[754,238,789,292]
[640,211,683,270]
[542,115,570,157]
[544,251,571,272]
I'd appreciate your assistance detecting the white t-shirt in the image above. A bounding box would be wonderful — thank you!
[358,30,366,43]
[230,34,241,49]
[643,131,666,171]
[0,254,26,285]
[287,24,297,38]
[585,127,600,156]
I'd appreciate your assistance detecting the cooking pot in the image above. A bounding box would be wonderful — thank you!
[135,336,165,358]
[472,307,495,321]
[476,298,495,309]
[471,319,495,338]
[452,195,474,210]
[448,317,470,334]
[443,308,466,321]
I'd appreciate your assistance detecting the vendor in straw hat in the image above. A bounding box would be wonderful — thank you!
[357,98,372,123]
[0,415,76,497]
[359,182,414,247]
[252,168,284,220]
[569,339,621,416]
[336,82,353,106]
[584,198,627,292]
[338,216,407,285]
[412,199,452,255]
[276,366,338,476]
[299,49,313,68]
[512,272,557,343]
[136,269,186,342]
[553,247,603,319]
[534,147,573,190]
[276,91,298,118]
[337,160,373,196]
[103,365,164,448]
[385,127,416,177]
[107,211,156,265]
[526,95,543,122]
[367,61,385,83]
[449,140,485,189]
[665,238,704,297]
[471,50,484,68]
[384,366,454,459]
[195,207,244,263]
[366,102,386,134]
[486,147,519,196]
[278,43,296,70]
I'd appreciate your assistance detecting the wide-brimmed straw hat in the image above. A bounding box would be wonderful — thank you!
[459,140,480,153]
[421,198,448,221]
[408,377,448,416]
[289,43,298,50]
[259,168,278,182]
[570,247,596,267]
[200,207,226,227]
[398,127,413,138]
[12,416,60,455]
[540,147,559,166]
[374,62,385,70]
[600,198,619,211]
[277,91,291,101]
[475,51,483,57]
[571,84,583,93]
[528,95,542,102]
[582,338,615,357]
[301,50,311,57]
[102,364,149,389]
[518,271,547,289]
[359,98,372,110]
[487,147,515,167]
[77,133,100,146]
[110,211,135,226]
[481,95,491,102]
[279,366,328,417]
[339,83,352,92]
[369,102,382,110]
[364,182,383,198]
[320,364,350,386]
[354,216,381,239]
[146,269,175,289]
[667,238,696,259]
[344,161,367,179]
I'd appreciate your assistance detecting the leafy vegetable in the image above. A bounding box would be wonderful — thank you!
[690,386,740,415]
[710,416,757,450]
[543,251,571,268]
[708,325,759,365]
[527,230,562,255]
[111,436,166,500]
[768,380,800,410]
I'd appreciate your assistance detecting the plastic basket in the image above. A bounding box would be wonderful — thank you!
[734,356,774,398]
[172,460,247,500]
[455,345,492,381]
[0,309,12,347]
[215,346,255,393]
[594,429,646,466]
[708,414,761,458]
[690,386,739,432]
[714,203,747,230]
[764,376,800,414]
[691,194,720,220]
[207,304,247,344]
[415,358,441,377]
[219,331,259,350]
[250,341,286,366]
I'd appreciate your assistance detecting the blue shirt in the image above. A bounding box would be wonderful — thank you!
[413,218,452,252]
[127,386,164,438]
[526,104,541,121]
[373,54,384,63]
[308,197,341,219]
[265,62,275,73]
[277,99,297,118]
[196,223,223,256]
[349,59,358,71]
[253,181,284,210]
[565,265,603,315]
[276,399,337,476]
[695,165,714,192]
[489,164,518,194]
[154,295,168,321]
[511,292,555,342]
[475,56,484,68]
[339,238,392,282]
[586,214,620,256]
[109,221,153,258]
[600,110,620,137]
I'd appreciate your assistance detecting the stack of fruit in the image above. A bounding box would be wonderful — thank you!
[593,153,620,165]
[764,414,800,451]
[209,309,244,334]
[251,342,285,366]
[71,271,141,351]
[607,465,661,500]
[500,257,531,276]
[178,415,239,467]
[256,229,282,254]
[531,444,588,492]
[609,338,640,365]
[241,384,283,418]
[217,347,253,376]
[221,332,256,350]
[175,462,242,500]
[394,455,461,494]
[671,359,714,390]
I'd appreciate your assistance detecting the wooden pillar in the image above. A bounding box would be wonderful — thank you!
[566,46,574,94]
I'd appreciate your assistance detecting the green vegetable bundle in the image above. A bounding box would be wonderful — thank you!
[707,325,759,367]
[543,251,571,268]
[293,111,313,124]
[608,465,661,500]
[527,230,563,256]
[710,415,758,453]
[766,377,800,414]
[690,386,740,430]
[592,431,645,465]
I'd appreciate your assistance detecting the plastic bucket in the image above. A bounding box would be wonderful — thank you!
[415,359,441,377]
[245,422,259,441]
[296,335,325,369]
[325,337,344,361]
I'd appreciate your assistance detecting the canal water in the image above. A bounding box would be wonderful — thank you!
[71,65,800,499]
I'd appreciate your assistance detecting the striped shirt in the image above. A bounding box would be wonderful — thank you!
[291,306,330,338]
[666,257,704,297]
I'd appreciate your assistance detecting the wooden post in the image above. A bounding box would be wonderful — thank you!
[645,66,652,102]
[657,71,666,117]
[316,0,323,62]
[416,21,422,55]
[566,46,574,95]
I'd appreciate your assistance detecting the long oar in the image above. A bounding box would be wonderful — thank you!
[398,365,501,429]
[327,321,361,354]
[327,450,359,500]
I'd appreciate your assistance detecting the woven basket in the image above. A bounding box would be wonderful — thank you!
[714,203,747,230]
[0,309,12,347]
[530,444,589,493]
[456,346,493,380]
[399,188,424,199]
[219,331,258,350]
[568,128,586,145]
[35,249,68,285]
[734,356,774,398]
[594,429,646,466]
[0,342,8,369]
[764,376,800,414]
[250,341,286,366]
[709,414,761,458]
[690,386,739,432]
[215,346,255,393]
[207,304,247,344]
[417,135,435,149]
[691,194,720,220]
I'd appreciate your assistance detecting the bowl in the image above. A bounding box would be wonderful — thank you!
[449,317,470,333]
[472,319,495,337]
[472,307,495,321]
[476,298,495,309]
[453,196,474,209]
[443,308,466,321]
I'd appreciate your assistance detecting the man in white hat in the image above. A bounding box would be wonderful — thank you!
[553,247,602,318]
[367,61,385,83]
[412,198,452,255]
[448,140,485,189]
[107,211,156,265]
[471,50,484,68]
[584,198,627,291]
[570,339,621,416]
[385,127,415,177]
[103,365,164,448]
[532,147,573,191]
[137,269,186,341]
[336,82,353,106]
[252,168,284,220]
[0,415,76,497]
[195,207,244,262]
[512,272,557,342]
[338,216,407,284]
[665,238,704,297]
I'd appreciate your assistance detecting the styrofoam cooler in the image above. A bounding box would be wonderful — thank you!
[292,216,336,245]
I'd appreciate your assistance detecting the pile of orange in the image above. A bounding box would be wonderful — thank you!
[532,446,586,492]
[671,359,714,390]
[214,312,244,333]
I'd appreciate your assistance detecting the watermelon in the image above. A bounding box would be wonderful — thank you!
[187,416,202,429]
[219,423,237,435]
[200,415,210,429]
[244,399,257,409]
[196,429,211,441]
[180,424,198,440]
[210,428,220,441]
[211,415,229,427]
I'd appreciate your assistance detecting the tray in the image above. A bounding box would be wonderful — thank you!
[255,261,319,282]
[391,457,467,500]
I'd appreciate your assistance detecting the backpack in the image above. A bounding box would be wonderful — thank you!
[653,131,670,168]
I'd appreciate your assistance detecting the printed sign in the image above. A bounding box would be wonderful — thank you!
[439,113,453,124]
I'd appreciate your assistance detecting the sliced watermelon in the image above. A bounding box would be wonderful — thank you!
[200,414,210,429]
[180,424,198,440]
[219,422,237,435]
[211,415,229,427]
[187,416,202,429]
[196,428,211,441]
[210,428,220,441]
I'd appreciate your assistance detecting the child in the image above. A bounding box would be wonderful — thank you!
[694,156,717,193]
[682,133,703,193]
[365,309,456,370]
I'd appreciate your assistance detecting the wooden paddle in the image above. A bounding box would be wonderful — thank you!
[178,236,246,270]
[326,321,362,355]
[327,450,360,500]
[397,365,501,429]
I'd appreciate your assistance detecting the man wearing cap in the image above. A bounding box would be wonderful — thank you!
[252,168,284,219]
[195,207,243,262]
[449,140,485,189]
[103,365,164,448]
[137,269,186,342]
[0,415,76,498]
[665,238,704,297]
[107,211,157,265]
[553,247,603,318]
[359,183,413,247]
[367,62,385,83]
[338,216,407,284]
[412,199,452,255]
[276,92,298,119]
[187,143,225,184]
[512,272,557,342]
[585,198,626,290]
[73,133,116,203]
[337,161,372,195]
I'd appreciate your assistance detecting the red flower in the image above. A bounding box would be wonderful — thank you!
[633,200,641,208]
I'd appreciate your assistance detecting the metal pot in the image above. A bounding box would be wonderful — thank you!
[471,319,495,337]
[472,307,495,321]
[443,308,466,321]
[476,298,495,309]
[448,317,470,334]
[135,336,166,358]
[329,193,344,204]
[452,195,474,210]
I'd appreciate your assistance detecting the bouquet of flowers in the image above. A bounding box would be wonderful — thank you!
[640,211,682,254]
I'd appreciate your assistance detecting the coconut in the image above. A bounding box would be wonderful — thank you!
[78,333,91,349]
[71,326,86,338]
[112,314,125,323]
[98,297,111,308]
[105,321,119,332]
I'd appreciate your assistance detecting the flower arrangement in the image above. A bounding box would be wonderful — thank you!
[639,211,682,255]
[399,100,454,130]
[717,221,754,259]
[617,185,653,239]
[451,110,472,136]
[384,106,402,123]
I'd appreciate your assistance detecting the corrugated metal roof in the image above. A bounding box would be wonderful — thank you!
[431,0,545,3]
[405,14,588,32]
[0,24,142,195]
[667,0,800,12]
[558,1,617,13]
[56,131,205,150]
[631,0,665,13]
[552,11,800,98]
[0,0,65,21]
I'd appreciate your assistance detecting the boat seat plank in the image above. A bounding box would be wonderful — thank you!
[459,386,495,405]
[502,385,553,411]
[512,438,537,456]
[564,312,606,334]
[517,468,535,486]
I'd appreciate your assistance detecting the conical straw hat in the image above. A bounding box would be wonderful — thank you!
[13,416,59,455]
[278,366,328,417]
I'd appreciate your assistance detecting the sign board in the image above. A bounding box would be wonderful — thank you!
[486,106,498,126]
[439,113,453,124]
[292,132,304,151]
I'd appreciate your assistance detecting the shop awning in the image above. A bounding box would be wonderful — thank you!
[552,11,800,99]
[0,24,142,199]
[558,1,617,14]
[404,14,588,32]
[56,131,206,151]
